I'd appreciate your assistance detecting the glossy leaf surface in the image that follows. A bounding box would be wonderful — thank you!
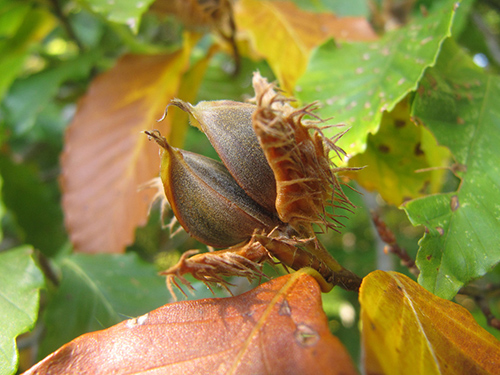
[28,271,357,375]
[405,40,500,299]
[296,0,459,157]
[360,271,500,375]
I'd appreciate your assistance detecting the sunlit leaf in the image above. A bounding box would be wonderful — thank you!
[29,270,357,375]
[360,271,500,375]
[0,175,4,242]
[81,0,155,32]
[347,100,451,205]
[39,252,170,359]
[0,4,55,101]
[404,39,500,299]
[235,0,376,92]
[289,0,369,17]
[0,246,44,375]
[2,52,96,136]
[296,0,459,158]
[61,45,194,254]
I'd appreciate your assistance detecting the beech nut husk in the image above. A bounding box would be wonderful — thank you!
[146,72,363,297]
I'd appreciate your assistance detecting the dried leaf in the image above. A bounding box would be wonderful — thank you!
[151,0,235,39]
[25,270,357,375]
[61,49,191,253]
[235,0,377,92]
[360,271,500,375]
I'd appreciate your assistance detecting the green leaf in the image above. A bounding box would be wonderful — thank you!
[0,246,44,375]
[404,39,500,299]
[288,0,369,17]
[196,54,275,102]
[295,0,459,157]
[0,5,55,101]
[39,252,170,358]
[2,52,96,136]
[81,0,155,32]
[0,155,66,257]
[0,175,5,243]
[0,1,30,38]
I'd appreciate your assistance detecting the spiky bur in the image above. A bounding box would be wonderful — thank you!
[251,74,360,236]
[159,235,274,299]
[146,73,362,299]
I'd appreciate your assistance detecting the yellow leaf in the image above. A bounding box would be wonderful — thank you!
[61,36,198,253]
[235,0,376,92]
[360,271,500,375]
[347,100,450,205]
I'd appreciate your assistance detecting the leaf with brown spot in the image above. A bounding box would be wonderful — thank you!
[360,271,500,375]
[24,270,357,375]
[297,0,460,157]
[61,43,198,253]
[346,100,450,205]
[235,0,376,92]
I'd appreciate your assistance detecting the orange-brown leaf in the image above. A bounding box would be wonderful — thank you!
[235,0,377,92]
[61,50,191,253]
[150,0,234,38]
[360,271,500,375]
[24,271,357,375]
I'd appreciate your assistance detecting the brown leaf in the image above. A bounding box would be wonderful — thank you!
[360,271,500,375]
[150,0,235,38]
[235,0,377,92]
[61,48,192,253]
[24,270,357,375]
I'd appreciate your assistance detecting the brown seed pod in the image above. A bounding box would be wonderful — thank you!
[146,73,363,297]
[145,130,278,248]
[167,99,278,214]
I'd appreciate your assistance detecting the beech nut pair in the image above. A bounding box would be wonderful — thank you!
[146,73,362,297]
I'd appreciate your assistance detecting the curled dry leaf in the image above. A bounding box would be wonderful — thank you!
[24,270,357,375]
[61,50,191,253]
[235,0,377,91]
[360,271,500,375]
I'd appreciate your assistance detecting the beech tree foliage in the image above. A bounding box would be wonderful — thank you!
[1,0,500,374]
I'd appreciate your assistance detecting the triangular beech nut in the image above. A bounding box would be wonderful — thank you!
[145,131,278,248]
[168,99,278,214]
